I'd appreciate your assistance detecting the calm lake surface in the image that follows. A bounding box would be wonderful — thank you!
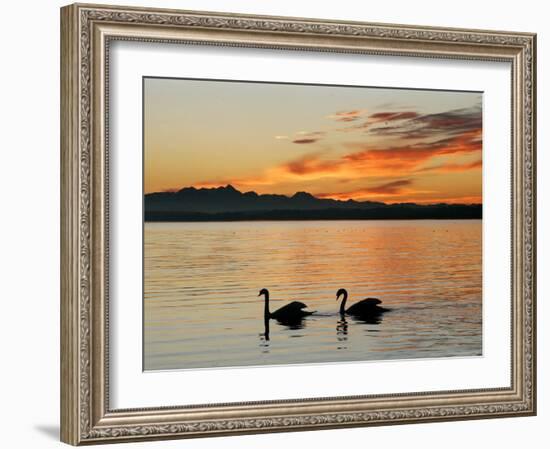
[144,220,482,370]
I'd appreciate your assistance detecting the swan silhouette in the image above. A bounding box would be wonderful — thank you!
[336,288,389,318]
[259,288,315,325]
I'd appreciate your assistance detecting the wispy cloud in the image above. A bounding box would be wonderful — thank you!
[296,131,325,137]
[333,106,481,139]
[369,106,481,139]
[326,110,367,122]
[416,158,482,174]
[369,111,420,122]
[292,138,319,144]
[286,131,326,144]
[282,153,341,175]
[363,179,414,194]
[317,179,434,202]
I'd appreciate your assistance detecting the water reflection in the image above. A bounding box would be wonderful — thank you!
[259,318,270,353]
[336,316,348,350]
[260,314,309,344]
[349,309,387,325]
[336,317,348,337]
[144,220,482,370]
[276,317,307,330]
[263,317,270,342]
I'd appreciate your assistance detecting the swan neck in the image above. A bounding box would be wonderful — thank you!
[339,292,347,314]
[263,291,270,318]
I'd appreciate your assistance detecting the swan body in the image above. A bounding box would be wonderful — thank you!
[259,289,314,324]
[337,288,389,317]
[270,301,311,320]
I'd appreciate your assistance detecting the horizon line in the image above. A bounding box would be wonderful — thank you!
[145,184,482,207]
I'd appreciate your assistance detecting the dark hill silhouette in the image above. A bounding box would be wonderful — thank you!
[144,185,482,221]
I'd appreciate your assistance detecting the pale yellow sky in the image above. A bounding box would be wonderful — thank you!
[144,77,482,204]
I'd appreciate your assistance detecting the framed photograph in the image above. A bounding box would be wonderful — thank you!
[60,3,537,445]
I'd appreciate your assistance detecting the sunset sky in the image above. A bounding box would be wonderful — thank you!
[144,77,482,204]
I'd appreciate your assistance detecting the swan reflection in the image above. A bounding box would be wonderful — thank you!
[336,316,349,350]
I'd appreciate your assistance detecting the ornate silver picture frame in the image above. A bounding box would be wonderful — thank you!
[61,3,536,445]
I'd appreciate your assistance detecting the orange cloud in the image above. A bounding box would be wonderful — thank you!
[282,153,342,175]
[416,158,482,174]
[362,179,413,194]
[405,195,482,205]
[317,179,436,202]
[369,111,419,122]
[343,128,482,175]
[193,127,481,197]
[319,188,481,205]
[318,179,414,199]
[188,105,482,203]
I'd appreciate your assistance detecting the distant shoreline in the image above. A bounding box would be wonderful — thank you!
[144,217,483,223]
[145,185,482,222]
[145,206,482,222]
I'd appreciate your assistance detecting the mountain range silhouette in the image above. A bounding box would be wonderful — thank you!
[145,185,482,221]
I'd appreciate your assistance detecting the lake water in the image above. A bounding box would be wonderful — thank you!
[144,220,482,370]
